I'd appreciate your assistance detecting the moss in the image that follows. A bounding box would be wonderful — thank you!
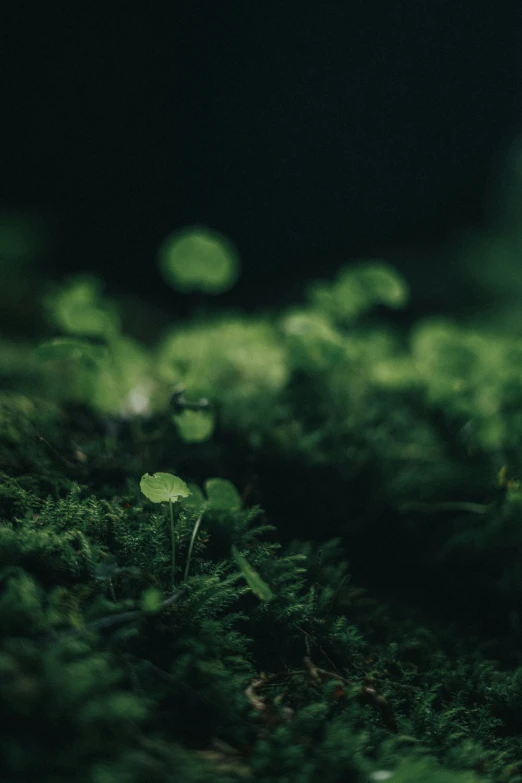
[3,257,522,781]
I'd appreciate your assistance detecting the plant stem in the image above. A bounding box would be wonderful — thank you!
[184,503,207,581]
[169,499,176,591]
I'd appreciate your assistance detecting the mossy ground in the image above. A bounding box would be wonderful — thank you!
[2,258,522,782]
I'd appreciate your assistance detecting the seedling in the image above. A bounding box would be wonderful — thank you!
[140,472,191,591]
[181,477,274,598]
[182,477,242,579]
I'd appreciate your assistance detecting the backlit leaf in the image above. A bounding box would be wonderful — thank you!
[140,472,191,504]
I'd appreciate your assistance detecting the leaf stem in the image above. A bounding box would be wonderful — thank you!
[184,503,208,581]
[169,499,176,590]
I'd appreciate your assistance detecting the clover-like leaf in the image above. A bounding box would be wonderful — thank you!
[204,478,242,511]
[158,225,240,294]
[231,545,274,601]
[140,472,191,504]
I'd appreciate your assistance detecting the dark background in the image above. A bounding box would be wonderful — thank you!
[3,2,522,319]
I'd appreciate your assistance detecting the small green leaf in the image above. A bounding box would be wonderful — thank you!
[173,408,215,443]
[158,225,240,294]
[140,472,191,504]
[141,587,163,615]
[204,478,242,511]
[231,545,274,601]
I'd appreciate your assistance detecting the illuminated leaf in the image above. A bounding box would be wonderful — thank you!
[140,472,191,504]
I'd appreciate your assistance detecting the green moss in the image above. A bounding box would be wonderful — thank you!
[4,248,522,781]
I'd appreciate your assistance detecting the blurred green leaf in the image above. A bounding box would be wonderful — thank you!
[140,587,163,615]
[204,478,242,511]
[158,225,240,294]
[173,408,215,443]
[44,276,120,338]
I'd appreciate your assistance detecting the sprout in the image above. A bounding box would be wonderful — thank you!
[157,225,240,294]
[140,472,191,590]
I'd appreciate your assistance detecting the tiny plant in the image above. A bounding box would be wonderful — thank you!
[140,472,191,590]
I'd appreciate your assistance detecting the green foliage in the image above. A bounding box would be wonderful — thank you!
[156,314,289,431]
[231,544,274,601]
[140,472,191,504]
[157,225,241,294]
[307,260,409,323]
[280,309,346,373]
[44,275,120,339]
[7,224,522,780]
[204,477,242,511]
[0,635,153,781]
[36,276,160,419]
[173,407,216,442]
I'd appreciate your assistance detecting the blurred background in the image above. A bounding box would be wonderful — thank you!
[2,1,522,335]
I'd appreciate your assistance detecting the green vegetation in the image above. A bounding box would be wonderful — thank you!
[140,472,191,590]
[3,209,522,781]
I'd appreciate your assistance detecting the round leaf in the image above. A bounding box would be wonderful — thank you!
[140,472,191,504]
[173,408,215,443]
[204,478,242,511]
[158,225,240,294]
